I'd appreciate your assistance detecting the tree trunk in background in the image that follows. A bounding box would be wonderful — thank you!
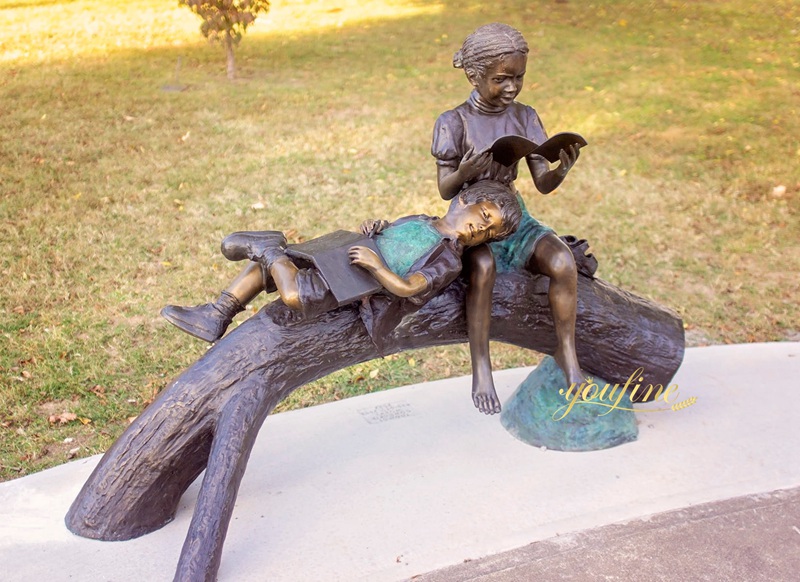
[224,34,235,80]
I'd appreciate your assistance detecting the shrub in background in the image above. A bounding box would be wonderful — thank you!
[180,0,270,79]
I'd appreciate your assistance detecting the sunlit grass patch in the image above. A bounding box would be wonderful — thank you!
[1,0,798,480]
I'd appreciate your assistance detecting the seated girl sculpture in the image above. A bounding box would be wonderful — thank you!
[431,22,587,415]
[161,180,521,357]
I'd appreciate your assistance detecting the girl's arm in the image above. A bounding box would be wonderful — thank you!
[348,246,428,297]
[437,150,494,200]
[527,144,581,194]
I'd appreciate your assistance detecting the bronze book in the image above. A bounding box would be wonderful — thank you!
[484,132,587,166]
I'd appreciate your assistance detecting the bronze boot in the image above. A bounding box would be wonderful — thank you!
[161,291,244,342]
[220,231,287,263]
[221,230,287,293]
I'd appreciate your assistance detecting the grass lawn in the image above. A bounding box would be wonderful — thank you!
[1,0,798,481]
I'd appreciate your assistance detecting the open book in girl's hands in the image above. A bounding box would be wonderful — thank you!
[484,132,588,166]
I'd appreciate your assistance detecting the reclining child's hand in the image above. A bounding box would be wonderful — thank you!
[348,245,383,272]
[360,219,389,237]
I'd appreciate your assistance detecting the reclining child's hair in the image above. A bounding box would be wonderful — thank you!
[456,180,522,241]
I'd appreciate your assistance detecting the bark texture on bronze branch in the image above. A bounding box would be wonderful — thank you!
[65,267,683,582]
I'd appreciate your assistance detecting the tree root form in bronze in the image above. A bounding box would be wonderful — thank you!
[65,270,683,582]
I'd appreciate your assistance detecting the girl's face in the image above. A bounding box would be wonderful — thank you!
[469,52,527,109]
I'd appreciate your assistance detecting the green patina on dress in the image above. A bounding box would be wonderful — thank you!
[375,219,443,277]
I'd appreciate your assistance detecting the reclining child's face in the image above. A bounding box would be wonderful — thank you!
[453,200,504,246]
[470,52,527,109]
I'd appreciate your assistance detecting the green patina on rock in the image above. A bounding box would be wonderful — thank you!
[501,356,638,451]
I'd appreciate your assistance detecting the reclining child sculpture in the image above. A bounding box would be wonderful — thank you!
[162,180,522,373]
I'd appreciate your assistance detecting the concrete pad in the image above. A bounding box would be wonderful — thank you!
[1,343,798,581]
[413,487,800,582]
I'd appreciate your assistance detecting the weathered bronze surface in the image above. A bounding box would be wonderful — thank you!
[66,252,684,580]
[66,22,685,582]
[501,356,640,451]
[285,230,383,305]
[161,181,521,341]
[433,23,591,416]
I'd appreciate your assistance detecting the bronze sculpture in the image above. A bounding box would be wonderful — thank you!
[161,180,522,348]
[432,22,587,416]
[65,22,685,582]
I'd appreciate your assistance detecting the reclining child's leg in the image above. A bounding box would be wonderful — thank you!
[160,262,263,343]
[161,231,287,342]
[269,257,302,311]
[223,230,337,318]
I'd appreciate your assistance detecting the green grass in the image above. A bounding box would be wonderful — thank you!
[1,0,798,480]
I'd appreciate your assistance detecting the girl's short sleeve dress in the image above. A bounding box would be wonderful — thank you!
[432,91,556,272]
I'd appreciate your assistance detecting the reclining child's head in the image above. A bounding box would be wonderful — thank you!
[447,180,522,246]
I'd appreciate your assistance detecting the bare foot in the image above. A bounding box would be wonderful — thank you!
[553,350,587,389]
[472,375,501,415]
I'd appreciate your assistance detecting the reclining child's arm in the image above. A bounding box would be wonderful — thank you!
[348,246,428,298]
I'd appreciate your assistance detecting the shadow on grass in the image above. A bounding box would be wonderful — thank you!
[6,0,796,154]
[0,0,624,162]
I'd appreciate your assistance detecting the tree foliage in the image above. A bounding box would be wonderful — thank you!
[180,0,270,79]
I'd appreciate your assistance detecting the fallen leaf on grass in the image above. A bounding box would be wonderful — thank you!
[48,412,78,425]
[90,384,107,402]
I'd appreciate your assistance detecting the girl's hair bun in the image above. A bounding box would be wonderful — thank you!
[455,23,529,78]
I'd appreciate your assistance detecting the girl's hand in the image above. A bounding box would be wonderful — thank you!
[458,149,494,181]
[349,245,384,272]
[555,143,581,178]
[360,219,389,237]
